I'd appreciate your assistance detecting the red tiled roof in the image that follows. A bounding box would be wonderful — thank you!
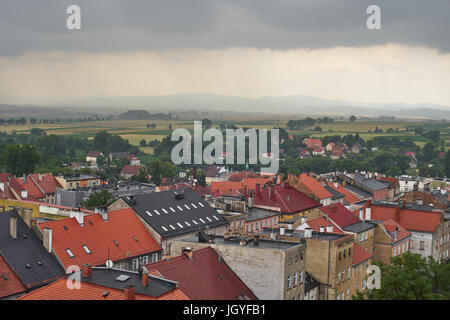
[0,255,26,298]
[120,165,142,175]
[30,173,62,194]
[298,174,333,200]
[352,243,372,265]
[38,208,162,270]
[147,247,257,300]
[327,182,360,204]
[253,183,320,214]
[17,278,188,300]
[210,181,245,197]
[0,173,24,198]
[319,203,360,228]
[381,219,411,242]
[87,151,102,157]
[306,217,344,234]
[16,177,45,199]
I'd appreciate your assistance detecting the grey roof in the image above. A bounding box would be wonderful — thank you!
[245,207,279,222]
[354,172,388,191]
[342,221,376,233]
[77,267,177,297]
[0,211,65,288]
[179,235,302,251]
[323,185,345,200]
[122,188,228,238]
[109,152,128,158]
[344,184,372,198]
[371,201,443,212]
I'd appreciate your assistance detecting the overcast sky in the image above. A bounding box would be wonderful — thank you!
[1,0,450,105]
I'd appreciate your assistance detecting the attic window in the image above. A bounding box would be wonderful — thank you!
[177,223,184,228]
[102,291,110,297]
[36,261,43,266]
[169,225,176,230]
[185,221,191,227]
[169,207,176,213]
[113,240,119,246]
[146,210,152,217]
[199,218,205,224]
[63,225,68,230]
[154,209,161,215]
[161,226,168,232]
[66,249,75,258]
[115,275,130,282]
[177,206,183,211]
[83,245,92,254]
[213,215,220,221]
[25,264,31,269]
[198,202,204,207]
[88,220,93,225]
[191,203,197,209]
[206,217,212,222]
[184,204,190,210]
[192,220,198,225]
[218,274,224,280]
[161,208,168,214]
[1,274,8,281]
[133,236,139,242]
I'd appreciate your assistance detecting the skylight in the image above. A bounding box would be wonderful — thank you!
[146,210,152,217]
[169,224,176,230]
[177,223,184,228]
[184,204,190,210]
[82,245,91,254]
[206,217,212,222]
[66,249,75,258]
[162,208,168,214]
[154,209,161,215]
[192,220,198,225]
[185,221,191,227]
[191,203,197,209]
[169,207,176,212]
[199,218,205,223]
[115,275,130,282]
[198,202,204,207]
[161,226,168,232]
[213,215,220,221]
[177,206,183,211]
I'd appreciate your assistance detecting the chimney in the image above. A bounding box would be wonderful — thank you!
[70,210,84,226]
[304,227,312,238]
[394,204,400,222]
[326,225,333,233]
[248,192,254,208]
[96,206,108,221]
[81,264,92,278]
[256,183,260,194]
[43,228,52,253]
[123,285,135,300]
[9,216,17,239]
[142,272,149,287]
[365,207,371,221]
[181,247,193,259]
[253,235,260,246]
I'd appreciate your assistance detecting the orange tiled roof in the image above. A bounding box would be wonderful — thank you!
[352,243,372,266]
[0,255,26,298]
[16,178,45,199]
[17,278,188,300]
[381,219,411,242]
[38,208,162,269]
[298,173,333,200]
[306,217,345,234]
[327,182,360,204]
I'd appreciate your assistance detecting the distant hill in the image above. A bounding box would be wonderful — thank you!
[117,110,171,120]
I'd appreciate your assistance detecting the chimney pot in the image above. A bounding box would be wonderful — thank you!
[142,273,149,287]
[81,264,92,278]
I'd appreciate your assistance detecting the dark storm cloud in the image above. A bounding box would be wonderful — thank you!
[0,0,449,55]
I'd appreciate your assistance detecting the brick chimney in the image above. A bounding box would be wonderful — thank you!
[123,285,135,300]
[81,264,92,278]
[394,204,401,222]
[142,272,149,287]
[9,216,17,239]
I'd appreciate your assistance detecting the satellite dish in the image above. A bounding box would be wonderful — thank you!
[105,259,114,269]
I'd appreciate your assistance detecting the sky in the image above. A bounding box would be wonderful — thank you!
[0,0,449,106]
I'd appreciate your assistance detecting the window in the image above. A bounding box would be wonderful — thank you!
[347,267,351,280]
[142,256,148,265]
[191,203,197,209]
[169,224,176,230]
[132,258,139,270]
[82,245,91,255]
[359,233,364,242]
[293,272,298,285]
[362,279,367,289]
[289,257,292,265]
[153,209,160,215]
[162,208,168,214]
[420,241,425,250]
[65,249,75,258]
[151,253,158,263]
[364,232,368,241]
[287,275,292,289]
[337,272,341,284]
[299,270,304,283]
[349,247,352,256]
[177,206,183,211]
[346,289,350,300]
[199,218,205,223]
[145,210,152,217]
[339,251,342,260]
[184,204,190,210]
[161,226,168,232]
[344,249,346,258]
[294,255,298,263]
[392,247,396,256]
[177,222,184,228]
[299,293,303,300]
[169,207,176,212]
[192,219,198,225]
[246,225,249,232]
[206,217,212,222]
[336,293,340,300]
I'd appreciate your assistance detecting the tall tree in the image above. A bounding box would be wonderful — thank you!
[83,190,114,208]
[2,144,40,176]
